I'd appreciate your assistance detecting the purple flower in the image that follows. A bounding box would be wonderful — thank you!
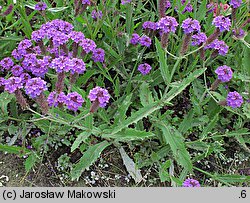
[229,0,242,8]
[92,48,105,63]
[0,77,5,87]
[142,21,157,30]
[130,33,140,45]
[51,56,71,73]
[25,77,47,98]
[165,0,171,9]
[52,31,70,47]
[205,39,229,56]
[35,2,47,11]
[227,91,243,108]
[47,91,67,107]
[138,63,152,75]
[191,32,207,46]
[4,77,23,93]
[212,16,231,32]
[22,54,37,71]
[17,39,32,56]
[157,16,179,33]
[69,31,85,43]
[50,19,74,34]
[232,28,245,39]
[121,0,131,5]
[88,86,110,108]
[139,36,152,47]
[12,49,23,60]
[70,58,86,74]
[182,178,201,187]
[65,92,84,111]
[215,65,233,82]
[181,18,201,34]
[182,2,193,14]
[30,56,51,77]
[91,10,103,20]
[31,30,46,42]
[11,65,24,76]
[20,73,31,83]
[0,57,14,70]
[82,0,91,5]
[80,38,97,53]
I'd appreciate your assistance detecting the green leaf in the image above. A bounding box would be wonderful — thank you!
[116,94,133,123]
[25,153,38,172]
[0,144,30,156]
[214,174,250,184]
[178,110,194,134]
[196,0,207,21]
[139,82,154,107]
[71,132,91,152]
[102,128,155,141]
[200,113,219,139]
[71,141,110,180]
[155,38,170,85]
[159,160,171,182]
[156,123,193,171]
[0,92,14,117]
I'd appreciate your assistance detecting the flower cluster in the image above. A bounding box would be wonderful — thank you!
[229,0,242,8]
[121,0,131,5]
[226,91,243,108]
[138,63,152,75]
[25,77,47,98]
[205,39,229,56]
[215,65,233,82]
[181,18,201,34]
[130,34,152,47]
[191,32,207,46]
[88,87,110,108]
[157,16,179,33]
[182,178,200,187]
[4,77,23,93]
[212,16,231,32]
[142,21,157,31]
[35,2,47,11]
[91,10,103,20]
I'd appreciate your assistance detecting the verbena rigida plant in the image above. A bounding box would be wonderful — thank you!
[0,0,249,186]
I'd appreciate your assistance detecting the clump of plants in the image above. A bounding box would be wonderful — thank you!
[0,0,249,187]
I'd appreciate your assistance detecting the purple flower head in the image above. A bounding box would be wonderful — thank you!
[4,77,23,93]
[182,2,193,14]
[20,73,31,83]
[227,91,243,108]
[130,33,140,45]
[181,18,201,34]
[191,32,207,46]
[121,0,131,5]
[229,0,242,8]
[25,77,47,98]
[91,10,103,20]
[31,56,51,77]
[22,54,37,71]
[35,2,47,11]
[139,36,152,47]
[181,0,186,4]
[17,39,32,56]
[157,16,179,33]
[88,86,110,108]
[205,39,229,56]
[138,63,152,75]
[47,91,67,107]
[11,65,24,77]
[69,31,85,43]
[65,92,84,111]
[0,57,14,71]
[52,31,70,47]
[92,48,105,63]
[165,0,171,9]
[80,38,97,53]
[12,49,23,60]
[31,30,46,42]
[70,58,86,74]
[50,19,74,34]
[51,56,71,73]
[0,77,5,87]
[142,21,157,30]
[82,0,91,5]
[215,65,233,82]
[232,28,245,39]
[182,178,201,187]
[212,16,231,32]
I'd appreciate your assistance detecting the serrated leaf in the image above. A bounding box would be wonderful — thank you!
[102,128,154,141]
[0,144,30,156]
[156,123,193,171]
[71,141,110,180]
[0,92,14,117]
[116,94,133,123]
[155,38,170,85]
[139,82,154,107]
[119,147,142,183]
[71,132,91,152]
[196,0,207,21]
[215,174,250,184]
[25,153,38,172]
[178,110,194,133]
